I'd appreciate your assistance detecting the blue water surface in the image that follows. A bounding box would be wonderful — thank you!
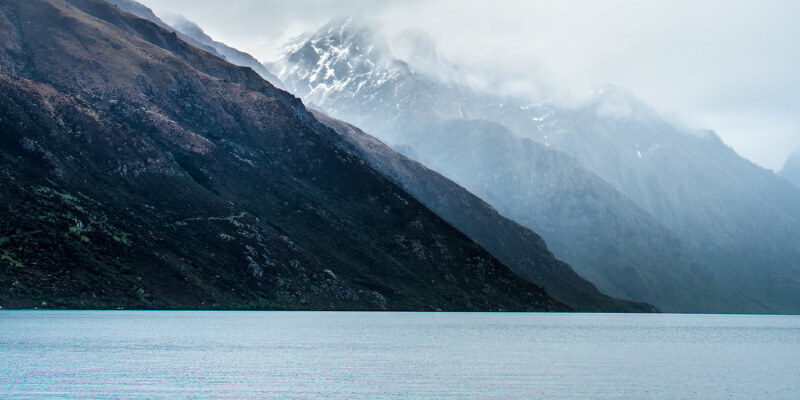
[1,311,798,399]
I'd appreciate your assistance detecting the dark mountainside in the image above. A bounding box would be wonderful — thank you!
[105,0,283,86]
[0,0,568,311]
[314,112,655,312]
[780,151,800,188]
[165,15,284,88]
[275,19,759,313]
[103,0,223,60]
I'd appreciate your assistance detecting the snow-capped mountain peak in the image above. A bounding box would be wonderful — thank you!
[278,17,399,99]
[275,17,485,139]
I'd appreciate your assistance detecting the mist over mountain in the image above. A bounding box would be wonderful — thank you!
[0,0,571,312]
[119,6,658,311]
[274,18,800,313]
[516,91,800,312]
[314,111,654,312]
[5,0,796,314]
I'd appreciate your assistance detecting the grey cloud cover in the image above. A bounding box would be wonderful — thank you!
[139,0,800,170]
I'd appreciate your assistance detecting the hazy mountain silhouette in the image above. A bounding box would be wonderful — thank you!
[274,18,796,313]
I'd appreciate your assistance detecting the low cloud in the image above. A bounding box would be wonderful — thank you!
[140,0,800,170]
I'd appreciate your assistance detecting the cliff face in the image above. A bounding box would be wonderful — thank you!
[0,0,566,311]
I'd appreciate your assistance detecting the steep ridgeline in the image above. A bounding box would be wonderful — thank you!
[780,151,800,188]
[275,19,759,312]
[501,89,800,315]
[104,0,223,59]
[314,111,655,312]
[163,15,284,88]
[105,0,283,86]
[0,0,567,312]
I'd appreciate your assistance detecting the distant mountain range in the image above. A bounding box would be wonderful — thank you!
[0,0,576,311]
[96,1,657,312]
[273,18,800,313]
[314,111,653,312]
[519,91,800,314]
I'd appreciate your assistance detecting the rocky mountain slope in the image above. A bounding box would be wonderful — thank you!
[0,0,568,311]
[163,15,284,88]
[315,111,655,312]
[106,0,283,86]
[274,18,761,313]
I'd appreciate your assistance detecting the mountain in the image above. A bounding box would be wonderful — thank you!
[274,18,475,143]
[106,0,283,86]
[314,111,655,312]
[275,18,760,312]
[0,0,568,311]
[164,15,284,87]
[92,4,651,312]
[504,89,800,314]
[105,0,224,58]
[780,151,800,187]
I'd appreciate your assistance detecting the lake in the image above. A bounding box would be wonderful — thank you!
[0,311,798,399]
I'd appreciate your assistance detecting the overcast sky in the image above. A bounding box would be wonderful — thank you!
[140,0,800,171]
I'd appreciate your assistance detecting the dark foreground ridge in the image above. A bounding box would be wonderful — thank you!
[0,0,572,311]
